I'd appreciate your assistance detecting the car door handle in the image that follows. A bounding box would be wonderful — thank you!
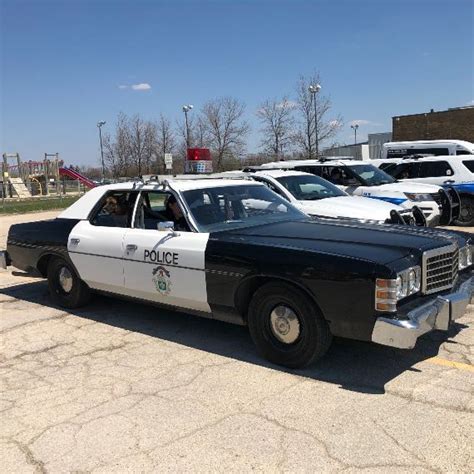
[443,180,455,184]
[70,238,80,245]
[126,244,138,252]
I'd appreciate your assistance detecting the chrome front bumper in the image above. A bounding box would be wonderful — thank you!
[372,275,474,349]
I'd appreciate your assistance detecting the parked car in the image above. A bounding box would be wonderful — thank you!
[2,178,472,368]
[373,155,474,226]
[381,140,474,159]
[257,159,460,226]
[226,169,425,226]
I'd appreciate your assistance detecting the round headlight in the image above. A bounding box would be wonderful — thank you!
[407,268,420,293]
[396,274,408,299]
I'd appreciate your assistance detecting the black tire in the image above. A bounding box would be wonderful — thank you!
[453,196,474,227]
[247,282,332,368]
[47,257,90,308]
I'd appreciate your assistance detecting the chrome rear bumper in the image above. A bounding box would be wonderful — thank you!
[372,275,473,349]
[0,250,9,270]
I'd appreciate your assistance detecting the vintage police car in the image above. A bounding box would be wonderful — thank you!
[257,159,460,227]
[1,178,473,368]
[229,169,425,226]
[374,156,474,226]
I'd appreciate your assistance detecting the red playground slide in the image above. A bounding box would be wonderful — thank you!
[59,168,96,188]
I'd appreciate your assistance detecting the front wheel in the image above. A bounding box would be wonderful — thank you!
[453,196,474,227]
[247,282,332,368]
[47,257,91,308]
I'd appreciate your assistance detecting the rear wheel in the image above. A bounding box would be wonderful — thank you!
[454,196,474,226]
[247,282,332,368]
[47,257,90,308]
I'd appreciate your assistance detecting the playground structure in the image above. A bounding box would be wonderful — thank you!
[1,153,96,199]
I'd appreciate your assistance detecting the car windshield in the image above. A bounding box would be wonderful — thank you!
[182,184,307,232]
[276,174,346,200]
[347,164,395,186]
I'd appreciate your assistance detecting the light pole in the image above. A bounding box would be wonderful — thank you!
[182,105,193,150]
[351,123,359,145]
[308,84,321,157]
[97,121,106,182]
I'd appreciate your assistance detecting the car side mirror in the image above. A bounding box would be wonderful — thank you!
[157,221,180,237]
[157,221,174,231]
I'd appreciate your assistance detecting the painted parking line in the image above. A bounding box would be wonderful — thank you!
[426,357,474,372]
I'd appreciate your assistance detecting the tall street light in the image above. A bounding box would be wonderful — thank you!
[97,121,106,182]
[182,105,193,150]
[351,123,359,145]
[308,83,321,157]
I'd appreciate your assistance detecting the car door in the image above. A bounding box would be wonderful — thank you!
[122,190,211,313]
[412,161,455,186]
[68,190,137,293]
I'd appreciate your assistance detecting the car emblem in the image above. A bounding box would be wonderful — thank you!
[152,266,172,295]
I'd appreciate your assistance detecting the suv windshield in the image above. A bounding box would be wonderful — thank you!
[182,184,307,232]
[347,164,395,186]
[276,174,346,200]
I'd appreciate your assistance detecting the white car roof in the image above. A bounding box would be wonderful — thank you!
[260,159,362,168]
[374,155,474,164]
[383,140,474,148]
[253,169,311,178]
[58,178,262,220]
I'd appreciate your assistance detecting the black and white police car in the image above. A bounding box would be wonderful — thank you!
[2,177,473,368]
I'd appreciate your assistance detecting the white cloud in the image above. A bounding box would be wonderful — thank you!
[131,83,151,91]
[467,100,474,106]
[349,119,381,127]
[118,85,128,89]
[329,119,342,128]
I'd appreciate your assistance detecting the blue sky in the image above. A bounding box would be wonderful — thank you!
[1,0,473,166]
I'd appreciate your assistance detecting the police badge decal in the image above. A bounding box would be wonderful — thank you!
[152,266,172,295]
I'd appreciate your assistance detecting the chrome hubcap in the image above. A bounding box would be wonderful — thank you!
[58,267,73,293]
[270,305,300,344]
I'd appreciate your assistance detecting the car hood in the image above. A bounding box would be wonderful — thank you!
[373,181,441,193]
[296,196,402,221]
[218,219,467,266]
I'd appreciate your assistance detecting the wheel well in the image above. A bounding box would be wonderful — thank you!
[235,276,320,321]
[37,253,59,277]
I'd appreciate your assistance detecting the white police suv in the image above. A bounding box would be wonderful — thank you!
[374,155,474,226]
[229,169,425,225]
[258,159,459,226]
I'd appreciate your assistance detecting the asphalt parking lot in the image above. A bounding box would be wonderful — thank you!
[1,211,473,473]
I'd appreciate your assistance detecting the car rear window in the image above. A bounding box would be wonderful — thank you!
[462,161,474,173]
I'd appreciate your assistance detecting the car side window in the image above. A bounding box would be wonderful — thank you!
[418,161,453,178]
[325,166,359,186]
[391,163,419,179]
[134,191,190,231]
[462,161,474,173]
[254,178,288,200]
[90,191,137,228]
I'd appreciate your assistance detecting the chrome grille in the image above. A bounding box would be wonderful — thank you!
[422,244,458,294]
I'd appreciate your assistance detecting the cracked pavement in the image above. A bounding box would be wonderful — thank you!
[1,211,473,472]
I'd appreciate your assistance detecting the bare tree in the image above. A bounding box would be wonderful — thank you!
[201,97,250,170]
[128,114,156,175]
[293,73,342,158]
[102,112,132,178]
[155,114,176,173]
[102,112,158,178]
[257,96,295,157]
